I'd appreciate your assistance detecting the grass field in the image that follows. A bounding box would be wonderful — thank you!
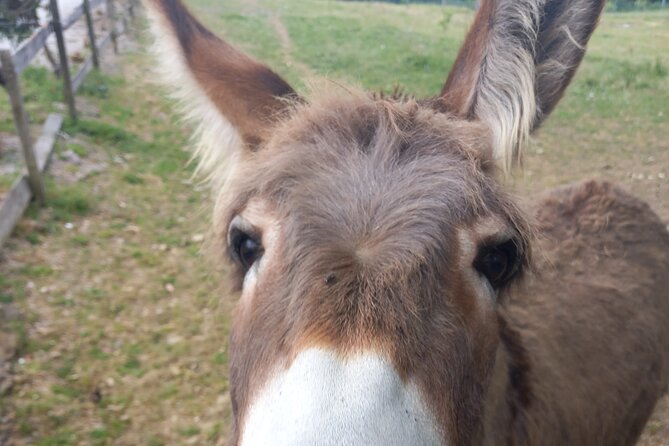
[0,0,668,444]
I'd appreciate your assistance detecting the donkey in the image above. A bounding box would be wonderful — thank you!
[145,0,669,444]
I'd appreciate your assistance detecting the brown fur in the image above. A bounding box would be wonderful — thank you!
[443,0,606,126]
[150,0,297,146]
[497,181,669,446]
[535,1,608,120]
[441,0,496,117]
[144,0,669,445]
[220,95,533,444]
[442,0,606,169]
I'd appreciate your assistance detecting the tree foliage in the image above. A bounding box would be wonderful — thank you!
[343,0,667,11]
[0,0,42,44]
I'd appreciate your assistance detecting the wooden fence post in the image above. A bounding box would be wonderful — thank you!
[83,0,100,69]
[43,44,61,77]
[49,0,78,121]
[0,51,46,205]
[106,0,119,54]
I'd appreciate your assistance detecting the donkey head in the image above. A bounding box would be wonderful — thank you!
[146,0,604,444]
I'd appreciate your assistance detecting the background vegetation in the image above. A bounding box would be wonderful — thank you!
[343,0,669,11]
[0,0,42,45]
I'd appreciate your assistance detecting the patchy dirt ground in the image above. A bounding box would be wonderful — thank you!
[1,24,234,444]
[0,1,668,445]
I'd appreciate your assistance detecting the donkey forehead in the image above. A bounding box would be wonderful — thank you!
[279,160,487,265]
[267,96,492,159]
[225,99,510,255]
[231,97,497,221]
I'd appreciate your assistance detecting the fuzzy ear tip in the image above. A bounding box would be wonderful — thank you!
[440,0,605,173]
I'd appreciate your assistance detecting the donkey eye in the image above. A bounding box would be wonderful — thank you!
[229,228,263,271]
[474,240,521,289]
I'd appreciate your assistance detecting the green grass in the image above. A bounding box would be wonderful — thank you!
[0,65,63,194]
[122,172,144,185]
[48,182,94,221]
[77,71,123,99]
[284,14,456,95]
[0,27,229,443]
[194,0,303,85]
[179,426,201,437]
[63,119,154,154]
[67,142,90,158]
[0,66,62,142]
[0,66,63,128]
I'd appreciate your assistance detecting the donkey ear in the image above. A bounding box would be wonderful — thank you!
[441,0,605,171]
[145,0,297,175]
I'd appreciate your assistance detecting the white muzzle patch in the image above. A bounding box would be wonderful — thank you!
[240,348,443,446]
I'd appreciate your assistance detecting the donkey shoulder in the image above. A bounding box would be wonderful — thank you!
[503,179,669,446]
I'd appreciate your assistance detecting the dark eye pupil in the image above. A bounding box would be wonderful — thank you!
[238,236,261,269]
[482,251,508,284]
[474,240,520,289]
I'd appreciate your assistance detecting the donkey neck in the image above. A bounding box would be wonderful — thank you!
[483,314,533,446]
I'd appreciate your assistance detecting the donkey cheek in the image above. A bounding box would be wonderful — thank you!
[239,348,445,446]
